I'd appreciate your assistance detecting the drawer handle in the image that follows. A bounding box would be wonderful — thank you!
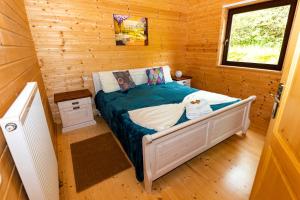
[72,102,79,105]
[73,106,80,110]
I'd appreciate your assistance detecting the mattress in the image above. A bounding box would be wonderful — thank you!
[95,82,239,181]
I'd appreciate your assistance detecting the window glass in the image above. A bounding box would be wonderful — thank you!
[222,0,297,71]
[227,5,290,64]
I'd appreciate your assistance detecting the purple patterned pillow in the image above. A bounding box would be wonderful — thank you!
[146,67,165,85]
[113,70,136,91]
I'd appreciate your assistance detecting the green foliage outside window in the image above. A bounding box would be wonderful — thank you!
[227,5,290,64]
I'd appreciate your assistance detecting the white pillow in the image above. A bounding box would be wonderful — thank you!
[98,65,173,93]
[130,66,172,84]
[99,68,148,93]
[129,67,148,85]
[98,71,120,93]
[162,65,173,83]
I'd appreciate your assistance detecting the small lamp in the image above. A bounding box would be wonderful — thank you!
[175,70,183,78]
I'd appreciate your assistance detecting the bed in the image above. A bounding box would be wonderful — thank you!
[92,67,256,192]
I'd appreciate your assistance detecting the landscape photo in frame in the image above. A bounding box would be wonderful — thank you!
[113,14,148,46]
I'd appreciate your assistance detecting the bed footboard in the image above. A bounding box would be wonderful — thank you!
[142,96,256,192]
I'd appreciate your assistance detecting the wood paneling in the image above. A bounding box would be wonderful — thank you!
[24,0,189,123]
[58,117,264,200]
[185,0,282,133]
[0,0,56,199]
[24,0,281,131]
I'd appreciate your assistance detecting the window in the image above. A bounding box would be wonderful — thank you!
[222,0,297,71]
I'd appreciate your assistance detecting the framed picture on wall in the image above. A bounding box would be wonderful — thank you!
[113,14,148,46]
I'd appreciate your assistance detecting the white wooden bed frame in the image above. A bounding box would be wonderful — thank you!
[92,70,256,192]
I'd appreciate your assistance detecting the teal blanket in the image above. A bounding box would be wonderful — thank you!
[95,82,239,181]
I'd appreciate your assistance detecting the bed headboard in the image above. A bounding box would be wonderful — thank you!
[92,66,172,95]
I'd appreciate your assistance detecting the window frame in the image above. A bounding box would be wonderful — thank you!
[221,0,298,71]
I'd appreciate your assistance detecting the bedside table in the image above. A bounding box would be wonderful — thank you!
[172,75,192,87]
[54,89,96,133]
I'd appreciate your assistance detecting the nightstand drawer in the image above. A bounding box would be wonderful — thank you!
[177,79,191,87]
[58,97,91,109]
[60,104,94,128]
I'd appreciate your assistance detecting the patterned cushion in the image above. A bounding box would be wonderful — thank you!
[146,67,165,85]
[113,71,136,91]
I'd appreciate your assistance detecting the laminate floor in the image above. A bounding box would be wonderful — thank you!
[58,117,265,200]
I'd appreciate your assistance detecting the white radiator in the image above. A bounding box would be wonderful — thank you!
[0,82,59,200]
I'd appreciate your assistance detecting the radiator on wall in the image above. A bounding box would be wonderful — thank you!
[0,82,59,200]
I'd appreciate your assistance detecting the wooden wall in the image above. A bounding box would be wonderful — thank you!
[185,0,282,133]
[24,0,189,123]
[0,0,55,199]
[24,0,282,132]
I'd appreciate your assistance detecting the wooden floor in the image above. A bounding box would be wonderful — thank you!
[58,117,265,200]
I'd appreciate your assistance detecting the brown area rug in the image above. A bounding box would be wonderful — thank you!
[70,133,131,192]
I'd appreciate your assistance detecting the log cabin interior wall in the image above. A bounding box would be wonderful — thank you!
[0,0,290,198]
[0,0,56,199]
[24,0,189,123]
[24,0,282,132]
[185,0,282,133]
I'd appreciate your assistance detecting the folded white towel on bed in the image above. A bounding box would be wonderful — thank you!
[185,99,212,120]
[128,91,239,131]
